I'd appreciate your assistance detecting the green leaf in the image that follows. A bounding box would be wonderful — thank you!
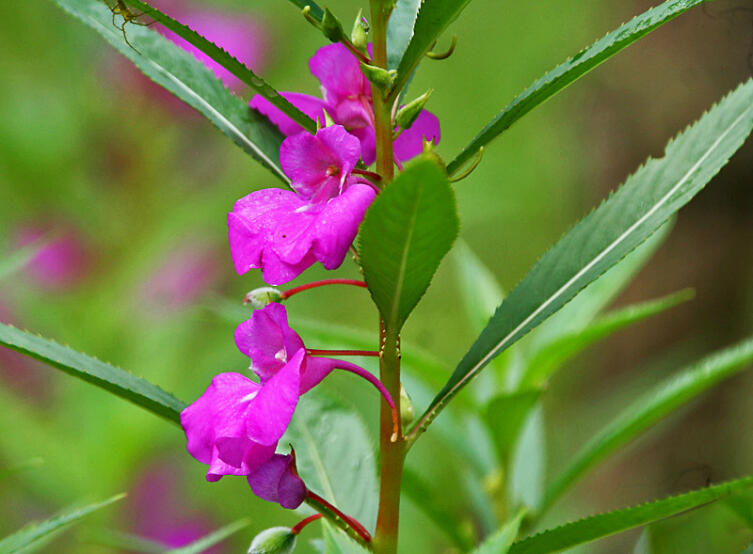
[0,458,44,481]
[392,0,473,98]
[323,522,370,554]
[82,529,167,553]
[472,509,527,554]
[521,288,694,388]
[167,519,251,554]
[508,476,753,554]
[359,156,458,332]
[509,405,546,511]
[120,0,317,134]
[543,337,753,511]
[0,494,125,553]
[0,239,51,282]
[286,0,324,22]
[483,390,541,463]
[284,392,378,530]
[50,0,288,182]
[387,0,423,70]
[447,0,712,175]
[0,322,186,425]
[402,468,474,550]
[410,79,753,439]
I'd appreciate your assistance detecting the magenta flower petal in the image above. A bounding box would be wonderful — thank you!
[247,454,307,509]
[309,43,370,102]
[300,356,339,394]
[234,303,305,382]
[180,372,278,481]
[250,92,328,136]
[244,349,303,445]
[310,183,376,269]
[350,126,377,166]
[393,110,441,162]
[280,126,362,202]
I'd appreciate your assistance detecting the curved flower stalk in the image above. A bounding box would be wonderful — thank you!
[250,43,440,166]
[229,124,376,285]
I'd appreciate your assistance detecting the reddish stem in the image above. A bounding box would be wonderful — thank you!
[333,359,400,442]
[291,513,324,535]
[307,349,380,357]
[281,279,367,299]
[352,167,383,181]
[307,491,372,543]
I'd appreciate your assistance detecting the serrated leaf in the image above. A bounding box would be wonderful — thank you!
[508,476,753,554]
[167,518,251,554]
[471,509,526,554]
[0,322,186,424]
[50,0,289,182]
[359,157,458,332]
[521,288,694,388]
[284,392,378,530]
[447,0,712,175]
[543,337,753,512]
[0,494,125,553]
[392,0,473,98]
[410,79,753,439]
[387,0,423,70]
[484,389,541,463]
[120,0,317,133]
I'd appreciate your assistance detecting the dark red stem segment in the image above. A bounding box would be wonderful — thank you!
[291,513,324,535]
[352,167,383,182]
[281,279,368,299]
[307,349,380,357]
[307,491,372,543]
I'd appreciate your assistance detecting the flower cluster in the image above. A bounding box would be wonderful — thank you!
[182,41,422,521]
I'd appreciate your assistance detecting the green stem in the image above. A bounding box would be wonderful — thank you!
[374,321,405,554]
[370,0,395,183]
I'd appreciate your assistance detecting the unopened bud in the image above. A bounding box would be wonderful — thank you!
[248,527,297,554]
[244,287,282,308]
[351,9,368,51]
[360,63,397,91]
[321,8,345,43]
[400,383,414,429]
[396,89,433,131]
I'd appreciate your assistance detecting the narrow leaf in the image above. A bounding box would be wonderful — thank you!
[0,323,186,424]
[484,390,541,463]
[543,337,753,511]
[167,519,251,554]
[359,156,459,332]
[392,0,473,98]
[508,476,753,554]
[521,288,694,387]
[50,0,288,182]
[0,494,125,553]
[387,0,423,70]
[120,0,317,134]
[0,239,52,282]
[82,529,167,553]
[411,79,753,438]
[447,0,712,175]
[472,509,527,554]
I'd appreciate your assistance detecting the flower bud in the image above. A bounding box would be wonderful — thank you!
[396,89,433,131]
[400,383,415,429]
[248,526,297,554]
[350,9,368,52]
[359,63,397,90]
[321,8,345,43]
[244,287,282,308]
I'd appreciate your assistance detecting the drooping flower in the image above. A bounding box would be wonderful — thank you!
[250,43,440,166]
[228,125,375,285]
[180,352,303,482]
[247,453,307,510]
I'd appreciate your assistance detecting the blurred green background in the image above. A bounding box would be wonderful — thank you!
[1,0,752,552]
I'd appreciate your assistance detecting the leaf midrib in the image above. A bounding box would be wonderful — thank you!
[388,184,422,331]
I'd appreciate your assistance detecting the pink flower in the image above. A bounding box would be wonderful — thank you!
[12,222,89,291]
[234,303,341,393]
[228,125,375,285]
[247,454,307,509]
[250,43,440,166]
[180,353,302,482]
